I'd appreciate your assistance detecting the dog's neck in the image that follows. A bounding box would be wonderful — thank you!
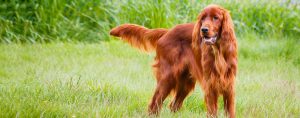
[211,43,227,76]
[199,40,221,56]
[211,45,220,55]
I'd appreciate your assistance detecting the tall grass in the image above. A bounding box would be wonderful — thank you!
[0,0,299,43]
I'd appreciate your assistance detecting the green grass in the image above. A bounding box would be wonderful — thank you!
[0,0,299,43]
[0,34,299,117]
[0,0,299,117]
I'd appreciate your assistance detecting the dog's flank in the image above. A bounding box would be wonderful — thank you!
[110,24,168,52]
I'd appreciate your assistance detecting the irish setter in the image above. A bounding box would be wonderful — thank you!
[110,5,237,118]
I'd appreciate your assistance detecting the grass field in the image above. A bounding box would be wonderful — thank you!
[0,0,299,117]
[0,34,299,117]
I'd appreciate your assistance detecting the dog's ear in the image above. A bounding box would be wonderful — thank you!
[221,9,236,42]
[192,13,203,50]
[220,9,237,62]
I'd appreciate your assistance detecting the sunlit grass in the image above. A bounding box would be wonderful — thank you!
[0,34,299,117]
[0,0,299,117]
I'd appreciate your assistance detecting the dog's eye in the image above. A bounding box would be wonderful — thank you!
[213,16,218,21]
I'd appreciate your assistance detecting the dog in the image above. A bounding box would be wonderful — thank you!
[110,4,237,118]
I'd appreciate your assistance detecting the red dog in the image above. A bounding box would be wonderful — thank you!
[110,5,237,118]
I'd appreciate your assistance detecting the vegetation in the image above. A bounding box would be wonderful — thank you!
[0,0,299,43]
[0,0,299,117]
[0,35,299,117]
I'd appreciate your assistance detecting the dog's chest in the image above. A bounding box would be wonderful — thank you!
[201,48,217,73]
[200,48,230,90]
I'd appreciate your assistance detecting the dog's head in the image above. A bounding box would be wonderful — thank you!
[193,5,235,46]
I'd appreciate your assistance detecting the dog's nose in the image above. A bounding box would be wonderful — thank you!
[201,27,209,33]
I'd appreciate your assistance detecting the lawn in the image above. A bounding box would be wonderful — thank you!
[0,0,299,117]
[0,34,299,117]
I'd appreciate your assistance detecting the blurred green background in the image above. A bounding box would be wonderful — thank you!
[0,0,299,43]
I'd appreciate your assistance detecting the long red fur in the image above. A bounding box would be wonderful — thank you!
[110,5,237,118]
[110,24,168,52]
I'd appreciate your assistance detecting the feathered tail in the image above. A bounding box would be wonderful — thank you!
[109,24,168,52]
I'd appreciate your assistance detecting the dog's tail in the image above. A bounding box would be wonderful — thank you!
[110,24,168,52]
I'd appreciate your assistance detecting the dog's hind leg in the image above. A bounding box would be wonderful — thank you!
[148,64,176,115]
[169,68,196,112]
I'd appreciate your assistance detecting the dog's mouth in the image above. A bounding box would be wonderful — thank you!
[203,34,218,45]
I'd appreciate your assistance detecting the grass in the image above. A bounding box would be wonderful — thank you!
[0,34,299,117]
[0,0,299,117]
[0,0,299,43]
